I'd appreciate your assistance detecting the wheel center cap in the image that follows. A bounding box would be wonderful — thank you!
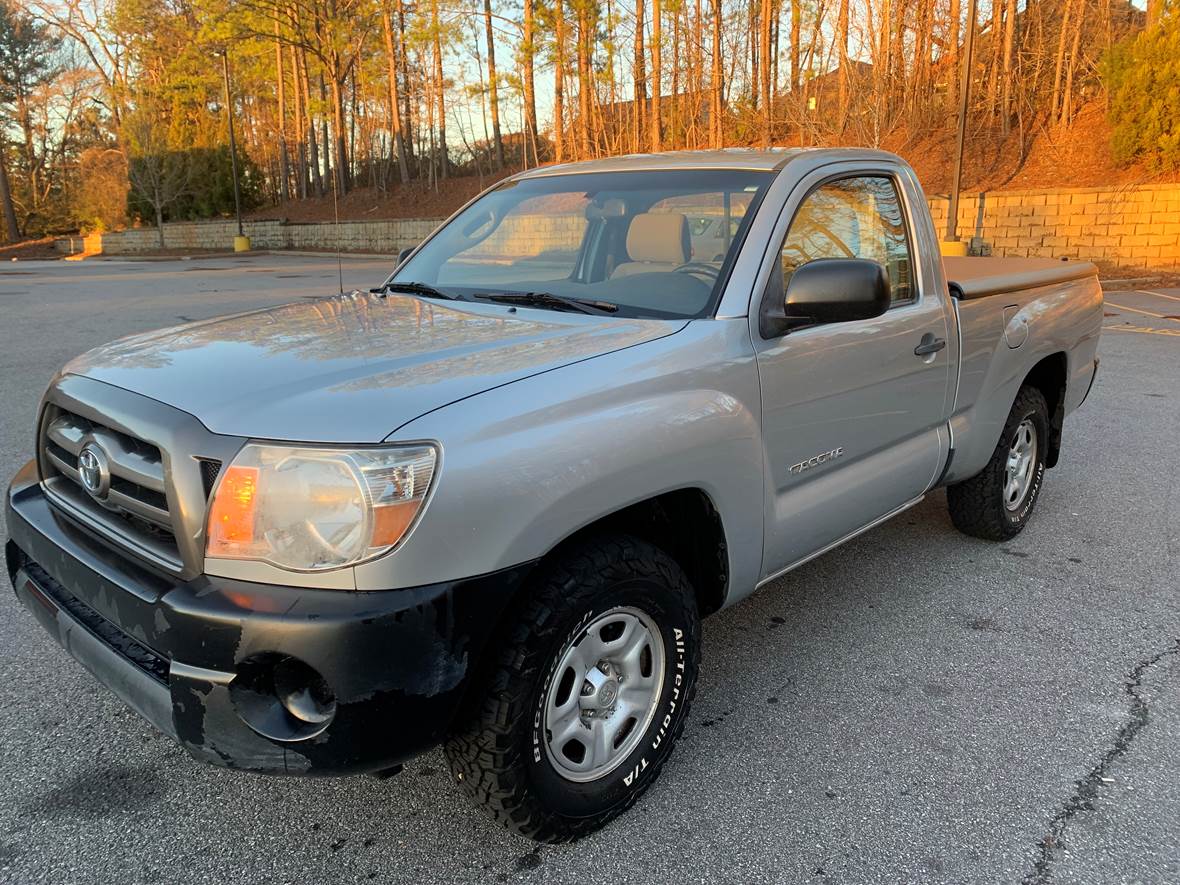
[596,681,618,707]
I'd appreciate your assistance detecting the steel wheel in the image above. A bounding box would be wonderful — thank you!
[1004,418,1038,510]
[542,606,665,783]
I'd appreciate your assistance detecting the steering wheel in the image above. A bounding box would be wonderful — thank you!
[674,262,721,281]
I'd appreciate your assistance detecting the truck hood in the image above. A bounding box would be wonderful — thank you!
[65,292,686,442]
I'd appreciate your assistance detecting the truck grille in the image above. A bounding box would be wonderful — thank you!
[39,405,183,572]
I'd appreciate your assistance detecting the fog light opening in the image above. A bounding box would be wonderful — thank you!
[229,653,337,742]
[273,657,336,725]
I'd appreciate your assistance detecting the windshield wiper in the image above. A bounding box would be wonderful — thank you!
[372,280,460,300]
[478,291,619,315]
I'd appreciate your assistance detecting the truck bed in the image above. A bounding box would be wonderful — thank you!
[943,256,1098,300]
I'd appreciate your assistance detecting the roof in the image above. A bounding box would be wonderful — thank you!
[512,147,906,179]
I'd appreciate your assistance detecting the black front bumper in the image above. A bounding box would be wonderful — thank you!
[6,460,534,776]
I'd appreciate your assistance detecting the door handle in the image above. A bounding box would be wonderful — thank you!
[914,335,946,356]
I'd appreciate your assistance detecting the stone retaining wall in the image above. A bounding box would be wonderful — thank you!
[928,183,1180,269]
[62,217,444,256]
[70,183,1180,270]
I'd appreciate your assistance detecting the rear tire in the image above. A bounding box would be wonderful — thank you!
[444,534,700,843]
[947,385,1049,541]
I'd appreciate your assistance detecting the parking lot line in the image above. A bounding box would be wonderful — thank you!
[1138,289,1180,303]
[1103,324,1180,337]
[1104,301,1180,323]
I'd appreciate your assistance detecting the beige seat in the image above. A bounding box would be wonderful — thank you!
[611,213,691,278]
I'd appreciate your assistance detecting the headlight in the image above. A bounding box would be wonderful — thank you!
[205,443,437,572]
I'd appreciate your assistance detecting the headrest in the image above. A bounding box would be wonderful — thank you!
[625,213,690,265]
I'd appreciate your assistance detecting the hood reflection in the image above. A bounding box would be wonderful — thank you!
[66,292,684,442]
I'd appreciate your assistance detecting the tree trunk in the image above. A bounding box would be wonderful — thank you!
[289,45,308,198]
[671,3,680,148]
[299,49,322,196]
[1062,2,1086,124]
[710,0,723,147]
[986,2,1001,119]
[483,0,504,167]
[381,2,410,183]
[554,0,567,161]
[749,0,759,111]
[947,0,960,112]
[1051,0,1075,123]
[891,1,906,102]
[0,137,19,242]
[274,20,290,202]
[396,0,415,170]
[431,0,448,178]
[522,0,539,164]
[325,73,348,194]
[1000,0,1017,133]
[154,197,165,249]
[319,81,332,193]
[837,0,849,126]
[759,0,772,144]
[634,0,646,152]
[577,3,592,158]
[651,0,662,150]
[790,0,801,92]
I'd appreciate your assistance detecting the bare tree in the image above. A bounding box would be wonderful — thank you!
[122,111,191,249]
[710,0,722,147]
[554,0,567,161]
[651,0,662,150]
[483,0,504,167]
[380,0,410,183]
[0,133,19,241]
[634,0,646,152]
[521,0,538,164]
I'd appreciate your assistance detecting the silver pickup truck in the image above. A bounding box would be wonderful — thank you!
[6,149,1101,842]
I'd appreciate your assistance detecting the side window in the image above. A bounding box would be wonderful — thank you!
[779,176,914,304]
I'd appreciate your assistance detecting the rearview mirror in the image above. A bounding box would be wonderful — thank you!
[763,258,891,337]
[396,247,414,268]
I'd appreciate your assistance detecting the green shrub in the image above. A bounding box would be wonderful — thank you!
[126,145,263,225]
[1102,13,1180,171]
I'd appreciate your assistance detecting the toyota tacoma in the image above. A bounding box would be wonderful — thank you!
[6,149,1102,841]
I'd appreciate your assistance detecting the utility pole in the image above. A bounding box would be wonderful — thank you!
[221,49,245,239]
[946,0,978,246]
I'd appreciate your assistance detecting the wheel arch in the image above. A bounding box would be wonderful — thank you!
[447,488,726,739]
[536,487,730,618]
[1021,351,1068,468]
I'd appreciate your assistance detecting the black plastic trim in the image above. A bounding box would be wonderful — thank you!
[8,467,538,776]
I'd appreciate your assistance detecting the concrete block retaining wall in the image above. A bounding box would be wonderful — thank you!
[67,183,1180,270]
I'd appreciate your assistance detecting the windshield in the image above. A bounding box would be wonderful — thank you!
[391,169,773,319]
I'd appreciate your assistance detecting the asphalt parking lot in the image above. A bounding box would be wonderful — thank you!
[0,255,1177,884]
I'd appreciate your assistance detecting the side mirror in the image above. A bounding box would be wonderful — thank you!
[396,246,414,268]
[763,258,891,337]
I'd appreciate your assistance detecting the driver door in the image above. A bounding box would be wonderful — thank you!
[754,167,953,580]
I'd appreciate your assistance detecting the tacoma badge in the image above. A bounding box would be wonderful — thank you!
[789,447,845,475]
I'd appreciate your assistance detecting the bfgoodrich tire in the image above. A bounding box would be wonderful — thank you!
[947,385,1049,541]
[444,534,701,843]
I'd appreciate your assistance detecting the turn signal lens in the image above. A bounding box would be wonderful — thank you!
[205,443,437,572]
[207,466,259,545]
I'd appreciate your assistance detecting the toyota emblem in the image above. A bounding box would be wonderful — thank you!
[77,442,112,500]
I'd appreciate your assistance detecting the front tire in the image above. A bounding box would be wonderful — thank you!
[444,534,701,843]
[947,385,1049,541]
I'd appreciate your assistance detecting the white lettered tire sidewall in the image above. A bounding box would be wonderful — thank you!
[526,579,697,819]
[1002,396,1048,532]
